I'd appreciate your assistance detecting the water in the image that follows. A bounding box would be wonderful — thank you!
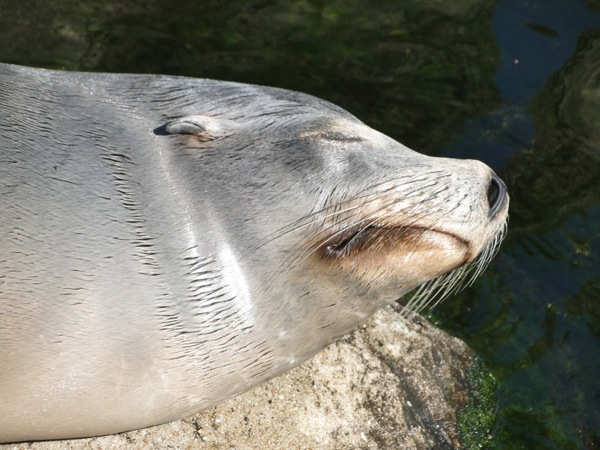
[0,0,599,447]
[438,1,600,448]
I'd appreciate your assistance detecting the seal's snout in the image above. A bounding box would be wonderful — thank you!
[487,173,508,218]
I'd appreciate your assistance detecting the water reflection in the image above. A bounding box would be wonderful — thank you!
[437,8,600,449]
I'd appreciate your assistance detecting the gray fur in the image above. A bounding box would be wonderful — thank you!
[0,63,508,442]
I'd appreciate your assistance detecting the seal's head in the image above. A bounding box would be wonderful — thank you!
[158,84,508,360]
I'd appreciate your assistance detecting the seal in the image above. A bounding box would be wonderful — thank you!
[0,62,508,443]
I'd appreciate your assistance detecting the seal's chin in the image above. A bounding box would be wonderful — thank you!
[319,224,473,286]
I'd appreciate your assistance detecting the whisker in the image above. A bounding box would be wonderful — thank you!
[249,168,450,257]
[401,218,508,319]
[262,171,465,294]
[244,167,507,314]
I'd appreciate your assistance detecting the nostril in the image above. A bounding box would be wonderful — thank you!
[487,173,507,217]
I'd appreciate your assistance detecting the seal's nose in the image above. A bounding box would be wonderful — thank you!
[487,173,507,218]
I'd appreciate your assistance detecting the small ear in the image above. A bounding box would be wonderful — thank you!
[156,114,222,141]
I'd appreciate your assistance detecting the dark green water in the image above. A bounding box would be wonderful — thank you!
[0,0,598,448]
[436,1,600,448]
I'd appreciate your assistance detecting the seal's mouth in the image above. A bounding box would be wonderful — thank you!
[321,223,470,263]
[313,219,478,290]
[310,207,507,316]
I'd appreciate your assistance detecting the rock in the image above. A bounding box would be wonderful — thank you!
[1,304,487,449]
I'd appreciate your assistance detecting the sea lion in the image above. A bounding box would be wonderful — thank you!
[0,62,508,443]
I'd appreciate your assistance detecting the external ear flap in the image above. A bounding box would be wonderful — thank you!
[157,114,223,141]
[165,115,209,135]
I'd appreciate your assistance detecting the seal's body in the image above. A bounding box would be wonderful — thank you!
[0,63,508,442]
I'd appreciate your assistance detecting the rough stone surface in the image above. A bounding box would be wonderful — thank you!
[1,304,475,449]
